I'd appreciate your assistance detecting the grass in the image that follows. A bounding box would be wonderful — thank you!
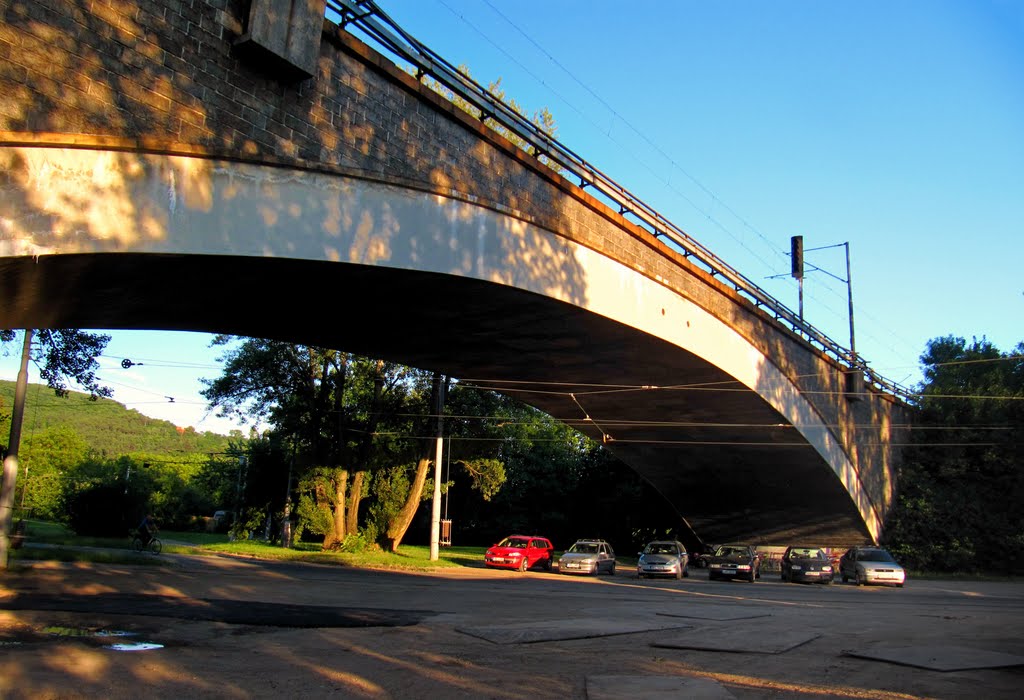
[200,540,484,570]
[9,519,488,571]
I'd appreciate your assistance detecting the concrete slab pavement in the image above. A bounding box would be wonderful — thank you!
[844,644,1024,672]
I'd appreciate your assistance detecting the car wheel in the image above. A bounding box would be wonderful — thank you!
[544,558,552,572]
[856,572,865,586]
[518,557,529,572]
[897,583,904,588]
[609,562,616,576]
[841,573,848,583]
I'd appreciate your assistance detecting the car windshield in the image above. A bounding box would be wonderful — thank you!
[859,549,896,563]
[790,548,825,559]
[498,538,529,549]
[645,543,677,555]
[569,543,598,554]
[715,546,747,557]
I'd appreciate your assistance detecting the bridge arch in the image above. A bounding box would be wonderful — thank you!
[0,0,910,543]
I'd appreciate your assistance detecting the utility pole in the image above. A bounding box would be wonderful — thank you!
[0,330,33,569]
[796,239,862,399]
[844,241,856,361]
[429,374,447,561]
[790,236,804,319]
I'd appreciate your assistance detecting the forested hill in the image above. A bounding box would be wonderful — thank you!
[0,380,239,456]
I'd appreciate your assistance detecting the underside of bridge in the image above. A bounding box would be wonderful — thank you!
[0,252,873,545]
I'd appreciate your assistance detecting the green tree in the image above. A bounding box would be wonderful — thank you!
[1,328,111,567]
[202,338,431,548]
[884,336,1024,573]
[17,425,89,519]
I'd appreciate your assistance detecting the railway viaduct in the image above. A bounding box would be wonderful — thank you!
[0,0,912,544]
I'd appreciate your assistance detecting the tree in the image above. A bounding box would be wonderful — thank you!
[884,336,1024,574]
[202,338,423,548]
[1,328,111,568]
[415,65,561,173]
[379,371,445,552]
[18,425,89,519]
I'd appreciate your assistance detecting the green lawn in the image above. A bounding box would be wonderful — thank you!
[9,519,487,570]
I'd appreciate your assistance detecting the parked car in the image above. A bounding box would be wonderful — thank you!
[558,539,616,575]
[484,535,554,572]
[637,540,689,579]
[707,544,761,582]
[839,547,906,587]
[780,546,834,584]
[690,544,717,569]
[827,549,842,574]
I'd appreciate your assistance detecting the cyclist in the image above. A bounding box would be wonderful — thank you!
[137,514,158,545]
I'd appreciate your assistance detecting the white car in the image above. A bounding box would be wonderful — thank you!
[558,539,616,575]
[839,547,906,587]
[637,540,689,579]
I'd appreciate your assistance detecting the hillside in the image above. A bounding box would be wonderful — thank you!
[0,380,238,456]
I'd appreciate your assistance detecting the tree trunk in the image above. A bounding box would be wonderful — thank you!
[347,360,383,535]
[0,330,32,569]
[381,371,444,552]
[382,455,431,552]
[346,470,365,535]
[322,469,348,549]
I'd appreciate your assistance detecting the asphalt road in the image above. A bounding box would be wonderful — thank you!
[2,554,1022,699]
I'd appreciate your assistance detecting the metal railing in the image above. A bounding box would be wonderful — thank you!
[326,0,915,403]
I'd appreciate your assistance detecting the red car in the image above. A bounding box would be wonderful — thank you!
[485,535,554,572]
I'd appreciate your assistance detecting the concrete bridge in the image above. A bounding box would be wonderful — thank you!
[0,0,911,545]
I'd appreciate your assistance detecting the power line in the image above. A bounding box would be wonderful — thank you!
[423,0,926,384]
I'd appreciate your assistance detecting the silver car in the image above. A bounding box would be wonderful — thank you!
[637,540,689,579]
[839,547,906,587]
[558,539,616,575]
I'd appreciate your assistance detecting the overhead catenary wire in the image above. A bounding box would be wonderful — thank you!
[326,0,918,401]
[366,432,1010,449]
[420,0,925,377]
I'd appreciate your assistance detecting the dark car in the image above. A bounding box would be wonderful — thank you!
[484,535,555,572]
[637,540,689,579]
[690,544,717,569]
[707,544,761,582]
[780,546,834,584]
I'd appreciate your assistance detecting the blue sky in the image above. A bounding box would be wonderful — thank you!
[2,0,1021,434]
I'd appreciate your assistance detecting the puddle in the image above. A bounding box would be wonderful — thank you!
[41,627,162,651]
[108,642,164,651]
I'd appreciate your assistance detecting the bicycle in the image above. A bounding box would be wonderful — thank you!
[130,530,162,554]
